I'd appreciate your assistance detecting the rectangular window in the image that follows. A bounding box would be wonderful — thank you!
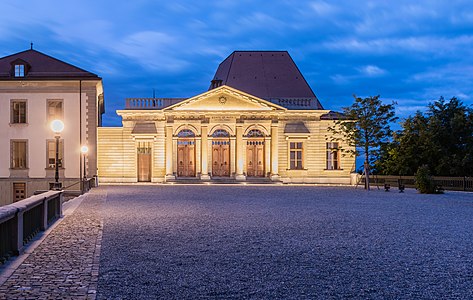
[15,64,25,77]
[13,182,26,202]
[47,140,64,169]
[47,100,63,121]
[326,142,340,170]
[289,142,303,170]
[11,100,27,124]
[11,140,27,169]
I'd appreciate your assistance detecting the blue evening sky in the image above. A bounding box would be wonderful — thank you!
[1,1,473,126]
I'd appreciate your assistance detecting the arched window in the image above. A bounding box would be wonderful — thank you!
[177,129,195,137]
[246,129,264,137]
[212,129,230,138]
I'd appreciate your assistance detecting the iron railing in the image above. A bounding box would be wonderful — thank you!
[360,175,473,191]
[0,191,63,264]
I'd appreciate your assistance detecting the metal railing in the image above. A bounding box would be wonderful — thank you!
[82,177,97,193]
[361,175,473,191]
[0,191,63,264]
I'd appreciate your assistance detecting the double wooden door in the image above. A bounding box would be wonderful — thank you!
[177,139,195,177]
[247,139,265,177]
[212,139,230,176]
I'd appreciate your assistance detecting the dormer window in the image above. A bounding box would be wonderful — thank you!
[15,64,25,77]
[10,59,30,78]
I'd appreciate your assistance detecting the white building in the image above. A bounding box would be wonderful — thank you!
[0,48,104,205]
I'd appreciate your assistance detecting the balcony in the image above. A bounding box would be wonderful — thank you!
[125,98,186,110]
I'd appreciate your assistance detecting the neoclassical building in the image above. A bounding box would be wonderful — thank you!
[97,51,355,184]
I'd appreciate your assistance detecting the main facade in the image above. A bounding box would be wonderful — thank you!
[0,48,104,205]
[97,51,355,184]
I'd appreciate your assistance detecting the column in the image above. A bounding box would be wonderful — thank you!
[165,125,175,180]
[271,121,280,180]
[230,137,236,176]
[235,123,245,180]
[200,125,210,180]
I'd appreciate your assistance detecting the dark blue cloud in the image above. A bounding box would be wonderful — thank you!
[1,0,472,126]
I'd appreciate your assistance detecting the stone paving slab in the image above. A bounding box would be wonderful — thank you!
[0,189,105,299]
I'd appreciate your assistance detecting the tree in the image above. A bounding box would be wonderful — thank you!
[376,112,432,175]
[328,95,397,190]
[378,97,473,176]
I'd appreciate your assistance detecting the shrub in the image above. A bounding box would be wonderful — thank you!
[415,165,442,194]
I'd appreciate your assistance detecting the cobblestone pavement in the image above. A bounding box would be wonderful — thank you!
[97,185,473,299]
[0,189,105,300]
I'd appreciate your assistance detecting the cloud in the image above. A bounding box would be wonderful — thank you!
[112,31,190,71]
[310,1,338,15]
[358,65,386,77]
[321,35,473,57]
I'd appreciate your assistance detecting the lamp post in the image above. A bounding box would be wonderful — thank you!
[81,145,88,193]
[50,120,64,190]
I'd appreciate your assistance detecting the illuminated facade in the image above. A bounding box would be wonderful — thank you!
[97,51,356,184]
[0,48,104,205]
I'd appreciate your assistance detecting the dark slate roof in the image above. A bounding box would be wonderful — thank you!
[0,49,100,80]
[284,122,310,134]
[209,51,323,110]
[132,122,157,134]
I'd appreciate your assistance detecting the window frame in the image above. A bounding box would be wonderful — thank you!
[14,64,25,77]
[47,99,64,122]
[10,99,28,124]
[46,139,65,169]
[286,138,307,170]
[326,142,341,170]
[13,182,27,202]
[10,139,28,169]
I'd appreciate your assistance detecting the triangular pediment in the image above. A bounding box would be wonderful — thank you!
[164,85,286,111]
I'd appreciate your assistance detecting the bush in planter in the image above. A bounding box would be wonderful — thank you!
[415,165,442,194]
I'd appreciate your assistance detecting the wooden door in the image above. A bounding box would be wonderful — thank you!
[212,139,230,176]
[177,139,195,177]
[247,139,265,177]
[137,143,151,182]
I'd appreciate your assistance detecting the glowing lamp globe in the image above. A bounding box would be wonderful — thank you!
[50,120,64,134]
[81,145,89,154]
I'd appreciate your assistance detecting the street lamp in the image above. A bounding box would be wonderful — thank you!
[50,119,64,190]
[81,145,88,193]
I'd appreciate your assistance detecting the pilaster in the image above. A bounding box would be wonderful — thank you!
[235,123,245,181]
[200,124,210,180]
[165,124,175,180]
[271,120,280,181]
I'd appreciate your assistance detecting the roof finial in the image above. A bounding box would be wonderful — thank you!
[30,42,33,50]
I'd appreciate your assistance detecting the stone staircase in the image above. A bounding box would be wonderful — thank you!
[166,177,279,185]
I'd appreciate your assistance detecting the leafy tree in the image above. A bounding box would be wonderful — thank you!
[427,97,473,176]
[376,112,433,175]
[379,97,473,176]
[328,95,397,190]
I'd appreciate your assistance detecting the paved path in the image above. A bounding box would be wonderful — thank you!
[1,185,473,299]
[0,189,105,299]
